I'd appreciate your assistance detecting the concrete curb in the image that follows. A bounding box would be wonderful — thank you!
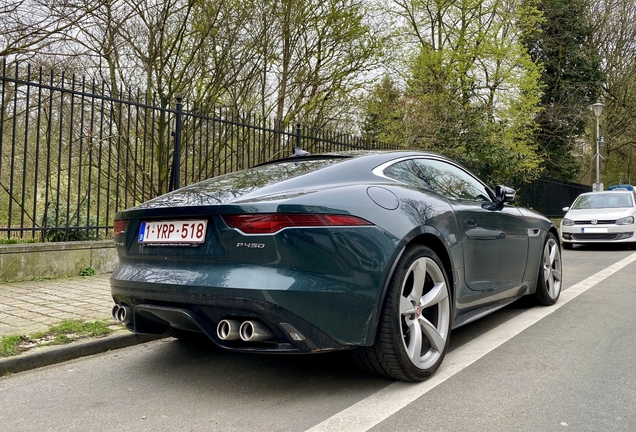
[0,331,167,376]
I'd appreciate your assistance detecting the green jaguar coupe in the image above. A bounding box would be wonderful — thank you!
[110,151,562,382]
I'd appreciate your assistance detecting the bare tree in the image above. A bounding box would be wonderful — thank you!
[591,0,636,184]
[259,0,383,129]
[0,0,102,60]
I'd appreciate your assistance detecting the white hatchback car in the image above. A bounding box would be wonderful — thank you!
[560,190,636,249]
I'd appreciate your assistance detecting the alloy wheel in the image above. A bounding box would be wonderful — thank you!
[399,257,450,370]
[543,237,562,299]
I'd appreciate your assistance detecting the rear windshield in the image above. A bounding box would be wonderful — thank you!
[246,157,348,182]
[572,193,634,209]
[132,157,350,210]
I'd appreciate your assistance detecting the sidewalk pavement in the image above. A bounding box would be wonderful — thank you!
[0,273,114,337]
[0,273,164,375]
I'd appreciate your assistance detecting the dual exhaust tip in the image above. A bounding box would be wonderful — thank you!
[111,306,272,342]
[217,319,274,342]
[111,304,132,324]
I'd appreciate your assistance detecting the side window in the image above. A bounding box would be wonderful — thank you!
[383,160,432,190]
[412,159,492,201]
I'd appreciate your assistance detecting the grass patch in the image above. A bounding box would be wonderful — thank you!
[47,319,111,338]
[0,319,115,357]
[34,276,55,282]
[0,238,38,245]
[55,334,69,343]
[1,335,26,356]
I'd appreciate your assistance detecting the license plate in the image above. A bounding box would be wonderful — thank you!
[138,220,207,244]
[581,227,608,233]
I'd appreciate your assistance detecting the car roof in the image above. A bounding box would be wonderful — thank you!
[579,190,634,196]
[257,149,441,166]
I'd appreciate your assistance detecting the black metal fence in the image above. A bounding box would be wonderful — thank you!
[0,61,596,241]
[0,61,397,241]
[515,177,592,218]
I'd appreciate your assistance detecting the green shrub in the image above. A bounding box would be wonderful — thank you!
[79,267,96,276]
[38,201,102,242]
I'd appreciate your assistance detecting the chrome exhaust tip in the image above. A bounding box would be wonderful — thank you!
[111,305,121,321]
[116,305,133,324]
[239,320,274,342]
[217,319,241,341]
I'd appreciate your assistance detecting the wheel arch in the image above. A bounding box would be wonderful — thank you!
[409,234,455,300]
[548,226,561,248]
[367,232,456,345]
[537,226,561,283]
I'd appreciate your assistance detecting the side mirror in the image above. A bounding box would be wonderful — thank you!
[495,185,516,204]
[562,207,570,212]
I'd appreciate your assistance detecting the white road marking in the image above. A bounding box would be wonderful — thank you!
[307,252,636,432]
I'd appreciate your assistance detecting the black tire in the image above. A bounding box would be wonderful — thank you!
[353,244,452,382]
[563,242,573,250]
[534,233,562,306]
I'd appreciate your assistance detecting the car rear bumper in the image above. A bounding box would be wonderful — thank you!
[111,294,348,353]
[110,261,389,353]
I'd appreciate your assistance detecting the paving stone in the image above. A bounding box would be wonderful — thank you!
[22,324,49,334]
[0,324,15,334]
[26,306,59,314]
[67,301,90,307]
[0,312,16,322]
[47,313,81,321]
[0,310,31,319]
[56,306,91,315]
[30,316,53,323]
[5,320,37,329]
[23,297,49,305]
[13,295,38,302]
[0,274,114,337]
[1,288,32,295]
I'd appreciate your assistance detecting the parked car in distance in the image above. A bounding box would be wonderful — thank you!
[560,190,636,249]
[608,184,634,191]
[110,150,562,382]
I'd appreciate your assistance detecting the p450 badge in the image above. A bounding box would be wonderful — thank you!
[236,242,265,248]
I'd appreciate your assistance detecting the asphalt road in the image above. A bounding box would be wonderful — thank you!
[1,244,635,432]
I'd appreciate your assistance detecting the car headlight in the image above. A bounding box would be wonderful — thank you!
[616,216,634,225]
[562,218,574,226]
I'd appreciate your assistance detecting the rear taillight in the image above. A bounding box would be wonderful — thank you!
[222,214,372,234]
[113,219,128,236]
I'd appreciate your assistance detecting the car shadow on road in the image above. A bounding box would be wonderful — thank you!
[131,297,539,390]
[133,336,389,397]
[448,297,537,351]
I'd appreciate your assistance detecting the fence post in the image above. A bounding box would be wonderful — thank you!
[169,94,183,191]
[296,122,301,150]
